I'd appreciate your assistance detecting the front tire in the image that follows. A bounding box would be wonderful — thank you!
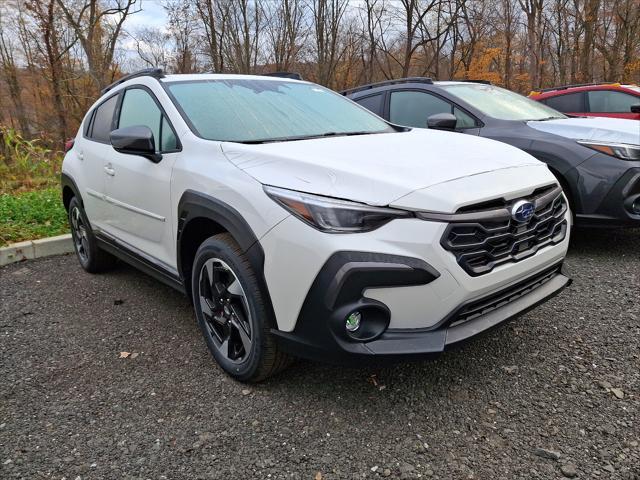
[192,233,292,382]
[68,197,116,273]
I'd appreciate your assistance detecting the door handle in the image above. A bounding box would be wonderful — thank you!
[104,164,115,176]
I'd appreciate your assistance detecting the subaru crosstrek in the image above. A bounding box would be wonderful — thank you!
[61,69,571,381]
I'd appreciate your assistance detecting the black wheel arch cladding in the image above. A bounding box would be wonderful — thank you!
[177,190,277,326]
[61,172,83,211]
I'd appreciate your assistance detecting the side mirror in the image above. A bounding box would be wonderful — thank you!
[630,104,640,114]
[427,113,458,131]
[110,126,162,163]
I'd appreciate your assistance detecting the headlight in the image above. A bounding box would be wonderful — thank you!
[577,140,640,161]
[264,185,412,233]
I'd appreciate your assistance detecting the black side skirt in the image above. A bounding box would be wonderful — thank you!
[95,232,186,294]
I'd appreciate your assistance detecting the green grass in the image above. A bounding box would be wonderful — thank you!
[0,187,68,246]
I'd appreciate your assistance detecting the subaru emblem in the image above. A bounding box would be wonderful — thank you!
[511,200,535,223]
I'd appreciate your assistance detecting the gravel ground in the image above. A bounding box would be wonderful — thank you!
[1,229,639,480]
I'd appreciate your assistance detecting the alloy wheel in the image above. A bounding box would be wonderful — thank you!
[70,206,89,264]
[198,258,253,363]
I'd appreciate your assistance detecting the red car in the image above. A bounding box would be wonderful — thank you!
[529,83,640,120]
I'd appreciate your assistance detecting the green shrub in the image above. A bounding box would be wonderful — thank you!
[0,187,68,246]
[0,127,63,194]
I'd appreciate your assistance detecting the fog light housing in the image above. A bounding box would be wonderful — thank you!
[633,198,640,214]
[345,311,362,332]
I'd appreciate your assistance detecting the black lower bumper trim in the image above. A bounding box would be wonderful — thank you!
[273,261,571,364]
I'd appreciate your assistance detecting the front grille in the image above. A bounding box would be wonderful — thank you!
[450,263,562,327]
[441,187,568,276]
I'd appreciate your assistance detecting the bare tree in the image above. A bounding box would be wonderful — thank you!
[312,0,349,86]
[0,5,31,135]
[165,0,199,73]
[265,0,306,71]
[133,26,171,70]
[55,0,140,89]
[195,0,227,72]
[25,0,79,139]
[223,0,263,73]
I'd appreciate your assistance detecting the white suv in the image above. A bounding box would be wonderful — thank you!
[62,69,571,381]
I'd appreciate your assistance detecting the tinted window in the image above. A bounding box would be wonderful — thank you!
[389,90,477,129]
[543,92,584,112]
[167,79,391,143]
[355,94,384,116]
[453,107,477,129]
[390,91,451,128]
[89,95,118,142]
[118,88,178,152]
[588,90,638,113]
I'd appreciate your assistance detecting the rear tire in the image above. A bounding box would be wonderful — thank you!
[68,197,116,273]
[192,233,292,382]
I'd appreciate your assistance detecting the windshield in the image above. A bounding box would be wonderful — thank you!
[440,83,567,121]
[166,79,392,143]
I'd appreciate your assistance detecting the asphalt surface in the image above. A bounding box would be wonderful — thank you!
[1,229,639,480]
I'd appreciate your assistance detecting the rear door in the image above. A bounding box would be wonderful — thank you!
[78,93,119,231]
[102,86,181,267]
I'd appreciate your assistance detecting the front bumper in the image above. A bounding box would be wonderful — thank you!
[571,161,640,228]
[272,258,571,364]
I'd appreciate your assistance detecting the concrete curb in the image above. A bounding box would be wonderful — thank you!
[0,234,74,267]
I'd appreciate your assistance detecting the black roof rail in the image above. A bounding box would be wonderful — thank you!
[460,79,492,85]
[532,82,619,94]
[341,77,434,96]
[262,71,303,80]
[101,68,165,95]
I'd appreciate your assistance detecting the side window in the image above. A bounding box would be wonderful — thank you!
[389,90,477,129]
[118,88,178,152]
[588,90,638,113]
[390,91,451,128]
[355,94,384,116]
[88,94,118,142]
[543,92,584,112]
[453,107,477,129]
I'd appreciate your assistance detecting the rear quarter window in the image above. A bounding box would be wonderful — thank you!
[87,94,119,143]
[354,94,384,116]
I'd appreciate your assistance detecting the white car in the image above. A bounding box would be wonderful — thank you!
[61,69,572,381]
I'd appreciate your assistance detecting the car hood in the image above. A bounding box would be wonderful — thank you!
[221,129,542,207]
[527,117,640,145]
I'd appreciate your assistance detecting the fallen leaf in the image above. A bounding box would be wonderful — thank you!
[119,352,130,358]
[130,352,139,359]
[611,388,624,399]
[315,472,322,480]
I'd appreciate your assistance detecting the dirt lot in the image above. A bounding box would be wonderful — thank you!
[1,229,639,480]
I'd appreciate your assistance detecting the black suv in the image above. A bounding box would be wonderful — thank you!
[344,78,640,228]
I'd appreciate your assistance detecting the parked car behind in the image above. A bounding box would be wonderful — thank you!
[62,70,571,381]
[528,83,640,120]
[344,79,640,228]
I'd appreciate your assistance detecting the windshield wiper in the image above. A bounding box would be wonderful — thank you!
[528,116,563,122]
[238,131,381,144]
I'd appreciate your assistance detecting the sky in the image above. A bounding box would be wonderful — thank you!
[125,0,168,32]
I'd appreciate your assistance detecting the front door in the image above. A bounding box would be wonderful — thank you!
[102,86,181,268]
